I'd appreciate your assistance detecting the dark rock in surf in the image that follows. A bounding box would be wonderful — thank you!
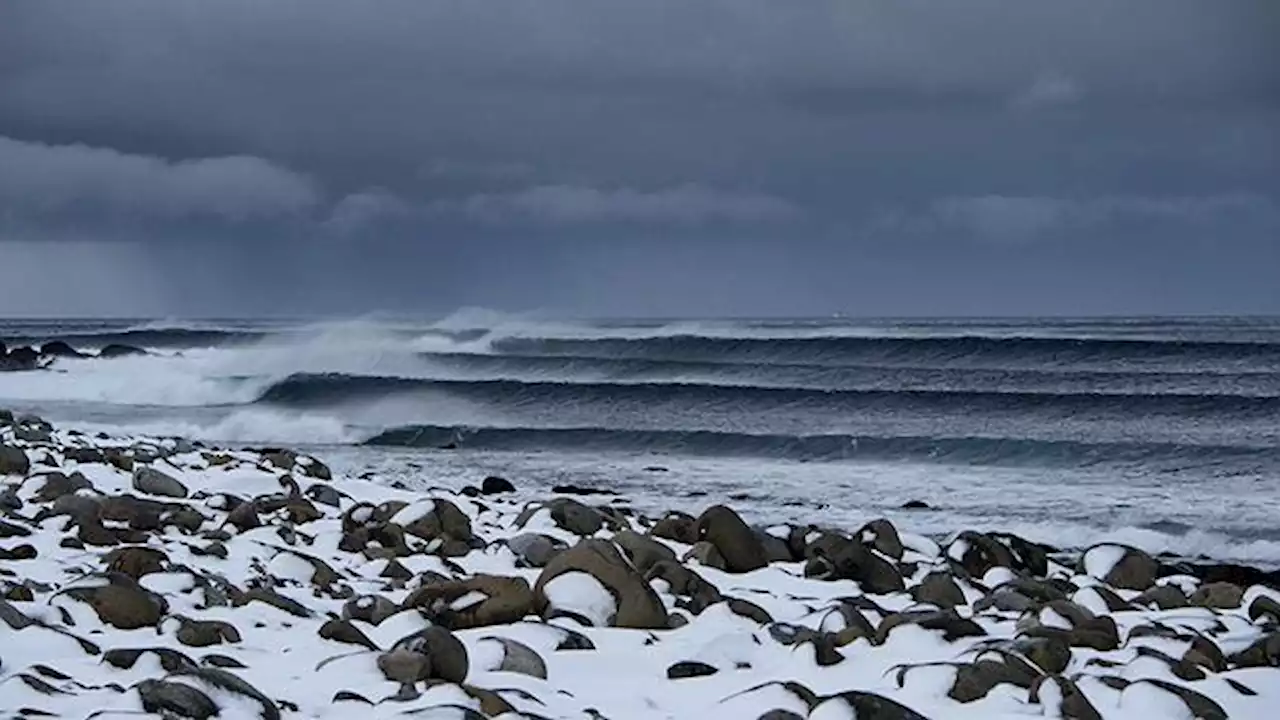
[552,484,615,496]
[98,344,148,358]
[481,476,515,494]
[39,341,86,359]
[1,346,40,371]
[901,500,932,510]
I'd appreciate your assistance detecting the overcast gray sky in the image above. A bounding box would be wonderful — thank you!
[1,1,1276,317]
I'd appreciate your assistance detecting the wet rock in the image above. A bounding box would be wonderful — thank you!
[480,475,515,494]
[535,538,668,629]
[667,660,719,679]
[900,500,931,510]
[696,505,767,573]
[403,574,535,629]
[132,466,189,499]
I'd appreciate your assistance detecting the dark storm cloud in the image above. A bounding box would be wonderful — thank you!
[0,1,1276,315]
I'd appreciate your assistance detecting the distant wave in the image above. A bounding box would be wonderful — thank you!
[362,424,1280,468]
[256,371,1280,419]
[484,334,1280,369]
[412,351,1280,394]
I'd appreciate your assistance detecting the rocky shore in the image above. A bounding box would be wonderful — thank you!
[2,410,1279,719]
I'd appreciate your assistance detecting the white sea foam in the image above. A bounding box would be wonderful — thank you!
[61,408,357,445]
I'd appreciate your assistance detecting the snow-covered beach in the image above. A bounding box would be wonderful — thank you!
[3,409,1279,719]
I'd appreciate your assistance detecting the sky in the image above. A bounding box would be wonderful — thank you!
[0,1,1277,317]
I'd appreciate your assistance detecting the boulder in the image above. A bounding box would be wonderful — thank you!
[806,535,905,594]
[612,530,677,574]
[388,625,469,684]
[650,511,698,545]
[858,519,904,560]
[342,594,400,626]
[175,618,242,647]
[402,499,473,543]
[912,572,966,609]
[63,573,167,630]
[548,498,605,536]
[507,533,568,568]
[319,618,379,650]
[402,574,534,629]
[696,505,767,573]
[0,444,29,476]
[137,679,220,720]
[1078,544,1157,591]
[133,466,189,499]
[1190,581,1244,609]
[534,538,668,629]
[103,546,168,580]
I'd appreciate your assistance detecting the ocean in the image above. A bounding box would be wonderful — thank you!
[3,312,1279,566]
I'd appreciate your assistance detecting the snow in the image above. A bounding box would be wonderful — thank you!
[1,418,1278,719]
[1082,543,1131,580]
